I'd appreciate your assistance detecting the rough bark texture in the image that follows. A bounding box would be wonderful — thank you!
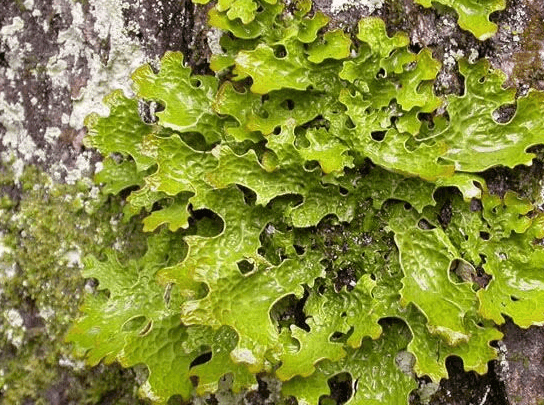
[1,0,544,404]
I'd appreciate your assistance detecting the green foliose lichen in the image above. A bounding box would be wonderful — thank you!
[66,0,544,404]
[413,0,505,40]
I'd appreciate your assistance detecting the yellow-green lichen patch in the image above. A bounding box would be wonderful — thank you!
[67,0,544,402]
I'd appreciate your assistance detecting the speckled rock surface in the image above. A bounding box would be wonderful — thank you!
[1,0,544,404]
[0,0,210,184]
[499,320,544,405]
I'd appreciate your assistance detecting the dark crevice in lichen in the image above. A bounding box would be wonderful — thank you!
[421,357,508,405]
[483,153,544,199]
[271,291,311,333]
[324,372,353,405]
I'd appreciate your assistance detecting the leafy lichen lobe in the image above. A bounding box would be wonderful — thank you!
[67,0,544,404]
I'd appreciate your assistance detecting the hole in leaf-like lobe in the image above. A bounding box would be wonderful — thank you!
[479,231,490,240]
[190,208,225,237]
[417,218,436,230]
[345,117,356,129]
[370,131,386,141]
[326,372,353,405]
[438,200,452,228]
[281,99,295,110]
[190,78,202,88]
[492,103,516,123]
[273,45,287,58]
[190,351,212,368]
[237,259,255,275]
[237,184,257,205]
[270,292,310,332]
[474,265,492,289]
[375,68,386,79]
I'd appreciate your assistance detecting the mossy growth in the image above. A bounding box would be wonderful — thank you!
[511,2,544,88]
[0,162,148,404]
